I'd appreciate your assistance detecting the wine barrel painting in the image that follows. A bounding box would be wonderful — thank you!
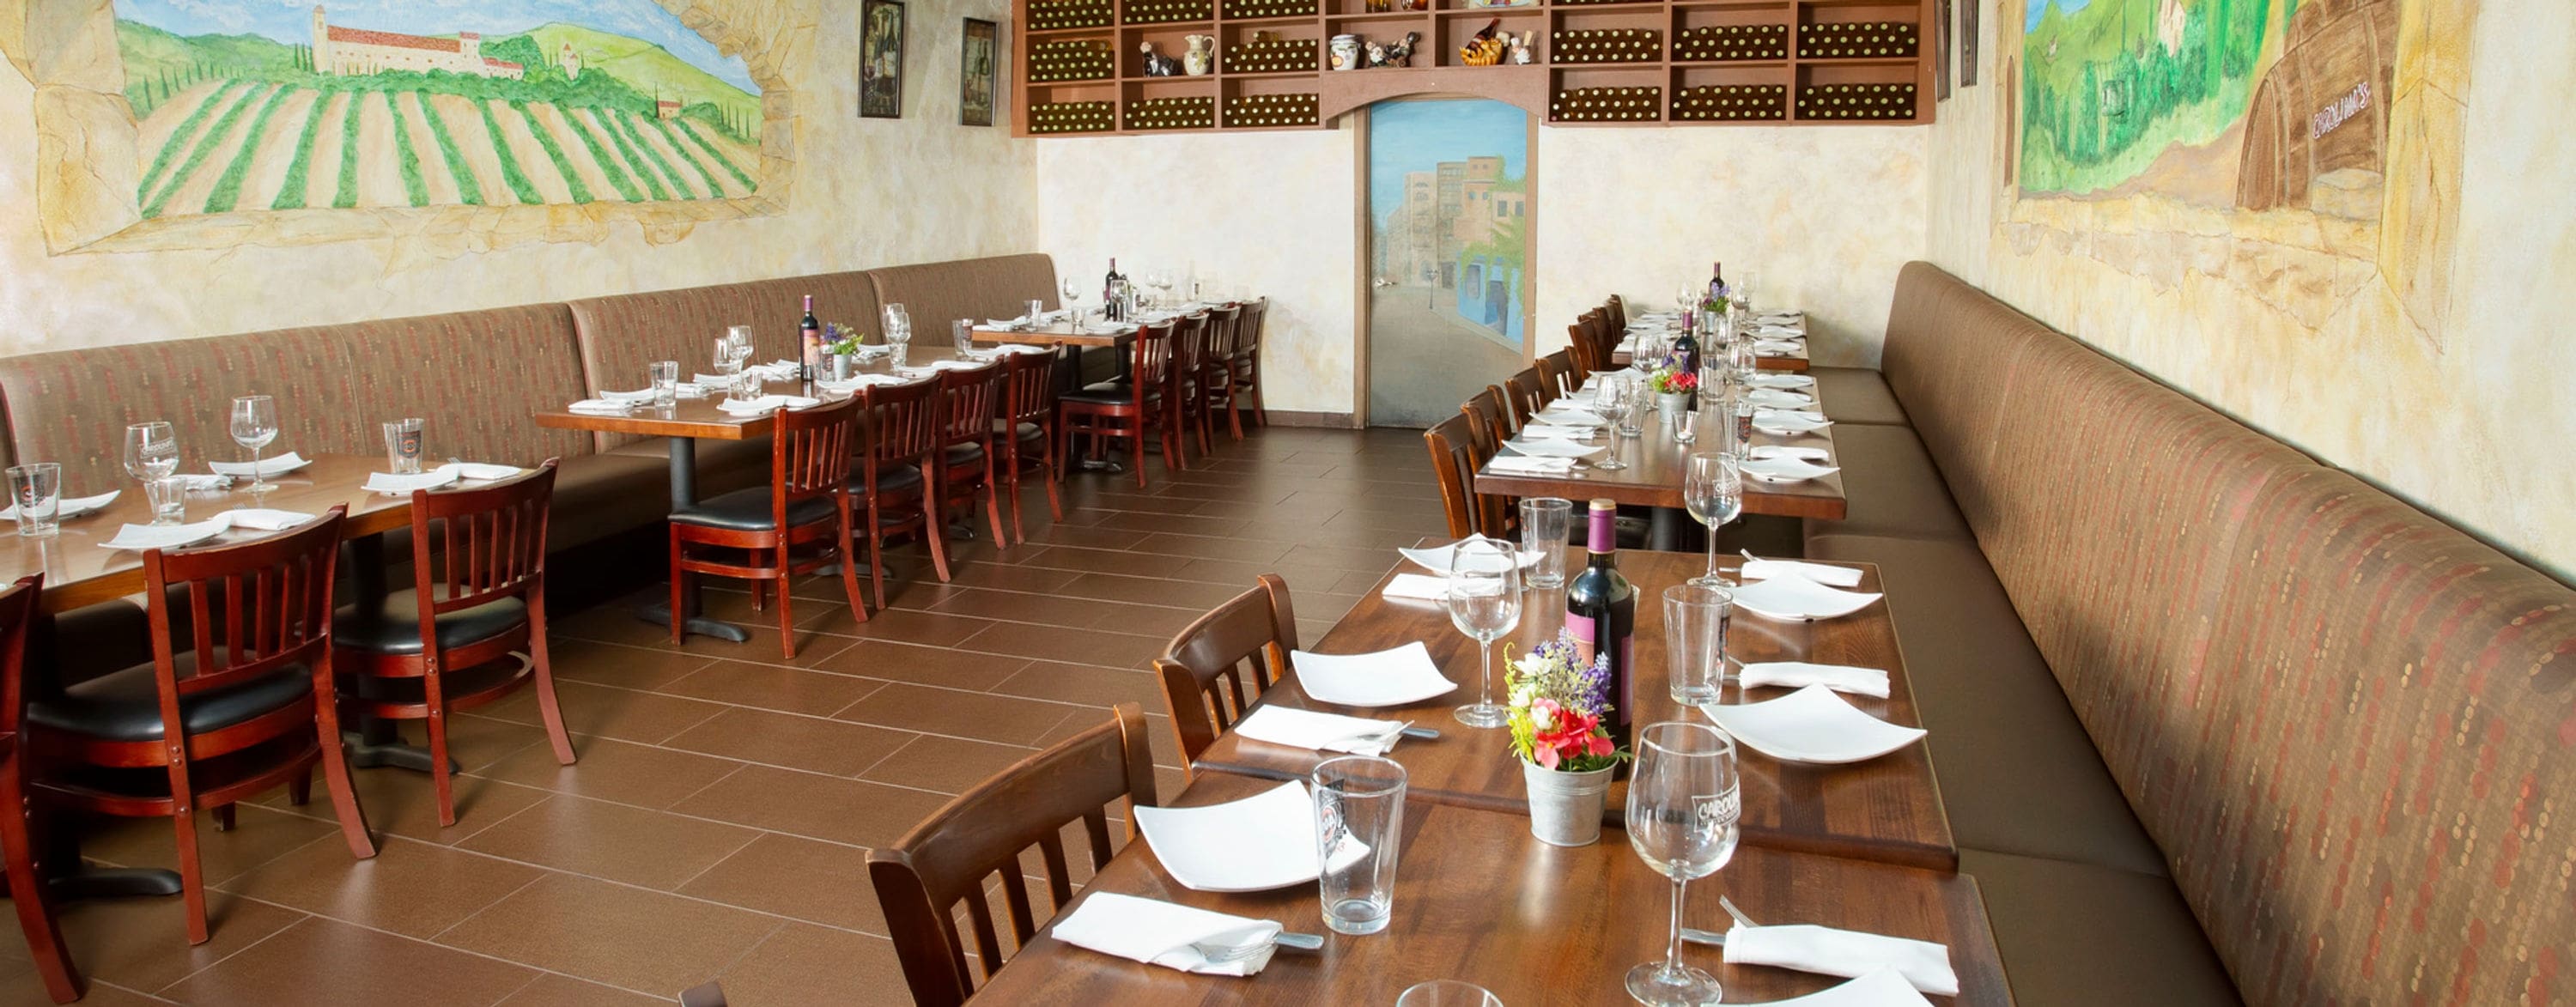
[2234,0,2399,214]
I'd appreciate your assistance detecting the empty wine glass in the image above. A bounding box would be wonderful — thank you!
[1674,285,1698,315]
[228,395,280,491]
[1625,722,1741,1006]
[883,305,913,367]
[1058,278,1084,324]
[123,422,181,525]
[1445,536,1521,729]
[713,337,747,404]
[1682,452,1742,587]
[1730,267,1755,313]
[1592,379,1631,470]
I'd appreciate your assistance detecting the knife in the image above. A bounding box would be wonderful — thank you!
[1681,927,1727,948]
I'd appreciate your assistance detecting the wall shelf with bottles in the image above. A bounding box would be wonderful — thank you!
[1012,0,1931,135]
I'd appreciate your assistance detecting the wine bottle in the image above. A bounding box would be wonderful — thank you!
[1103,258,1121,322]
[799,294,822,392]
[1565,499,1637,754]
[1671,312,1700,390]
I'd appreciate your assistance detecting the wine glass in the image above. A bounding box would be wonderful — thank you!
[1674,286,1698,315]
[713,336,748,403]
[228,395,280,491]
[1444,536,1520,729]
[123,422,181,525]
[1591,379,1631,470]
[882,305,913,367]
[1682,452,1741,587]
[1625,722,1741,1006]
[1059,277,1084,324]
[1730,267,1755,313]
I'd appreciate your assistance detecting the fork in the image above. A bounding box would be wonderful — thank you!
[1193,931,1325,962]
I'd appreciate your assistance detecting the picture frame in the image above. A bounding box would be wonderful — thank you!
[860,0,907,119]
[1935,0,1953,100]
[962,17,999,126]
[1960,0,1979,87]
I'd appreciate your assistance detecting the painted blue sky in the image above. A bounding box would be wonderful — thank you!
[1367,99,1528,217]
[2028,0,2098,30]
[113,0,756,92]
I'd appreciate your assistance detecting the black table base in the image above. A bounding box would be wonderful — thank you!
[628,437,749,643]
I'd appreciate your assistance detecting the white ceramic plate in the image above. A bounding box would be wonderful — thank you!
[1400,542,1540,574]
[1747,445,1832,464]
[1748,373,1817,390]
[1739,457,1841,482]
[1532,407,1607,428]
[1,491,118,522]
[208,452,312,478]
[1728,573,1882,621]
[1701,685,1926,765]
[1504,438,1608,461]
[1135,782,1332,892]
[1291,642,1458,707]
[102,519,229,552]
[1751,969,1933,1007]
[1746,388,1815,409]
[1753,414,1834,435]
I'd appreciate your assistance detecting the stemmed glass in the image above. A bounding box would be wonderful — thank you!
[123,422,180,525]
[714,331,750,403]
[1674,286,1698,315]
[1059,278,1084,325]
[1591,378,1631,470]
[1730,267,1755,314]
[1444,536,1521,729]
[1682,452,1741,587]
[882,305,913,367]
[1625,722,1741,1007]
[228,396,280,491]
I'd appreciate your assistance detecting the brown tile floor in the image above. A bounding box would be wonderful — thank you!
[12,426,1441,1005]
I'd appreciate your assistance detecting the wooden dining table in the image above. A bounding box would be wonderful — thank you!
[971,772,2008,1004]
[969,318,1134,349]
[1194,546,1957,873]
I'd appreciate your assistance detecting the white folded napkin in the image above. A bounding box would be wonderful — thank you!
[1382,573,1449,601]
[170,474,228,492]
[1233,706,1404,755]
[896,360,983,376]
[0,490,118,522]
[749,361,799,381]
[1741,556,1866,587]
[1503,439,1607,461]
[103,518,230,552]
[1747,968,1935,1007]
[1755,340,1804,355]
[983,318,1024,330]
[717,394,821,416]
[818,373,914,392]
[1050,892,1279,977]
[1748,445,1832,463]
[596,388,658,403]
[365,470,460,494]
[567,398,635,416]
[1084,322,1139,335]
[1533,408,1606,428]
[1486,455,1577,476]
[1740,457,1841,483]
[1747,388,1815,409]
[692,372,744,388]
[216,508,316,531]
[208,452,311,477]
[1724,924,1957,997]
[1736,661,1891,699]
[1516,423,1599,440]
[993,343,1054,355]
[1749,373,1817,390]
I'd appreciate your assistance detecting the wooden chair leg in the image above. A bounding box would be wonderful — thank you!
[424,670,458,828]
[838,507,871,625]
[749,579,767,613]
[528,595,578,766]
[923,486,953,583]
[312,664,377,859]
[1250,382,1268,426]
[1005,464,1029,545]
[666,525,687,645]
[212,804,234,832]
[167,773,209,944]
[775,546,798,659]
[1225,393,1245,440]
[1042,445,1065,520]
[288,765,312,806]
[1127,421,1150,488]
[866,498,888,608]
[1,755,82,1004]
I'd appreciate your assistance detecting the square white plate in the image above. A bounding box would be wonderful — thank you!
[1753,413,1833,435]
[1532,407,1606,428]
[1728,574,1882,621]
[1291,642,1457,707]
[103,519,230,552]
[1749,373,1817,390]
[1,490,118,522]
[1701,685,1926,765]
[1740,457,1841,483]
[1134,781,1331,892]
[1746,388,1815,409]
[1400,542,1539,574]
[208,452,312,478]
[1503,438,1607,461]
[1748,445,1832,464]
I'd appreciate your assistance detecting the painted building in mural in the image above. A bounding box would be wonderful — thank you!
[310,7,525,80]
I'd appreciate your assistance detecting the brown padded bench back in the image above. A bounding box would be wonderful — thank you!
[0,303,596,491]
[565,271,879,449]
[862,253,1060,337]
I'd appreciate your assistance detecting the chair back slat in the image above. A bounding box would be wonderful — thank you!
[1201,306,1241,391]
[938,361,1007,450]
[409,461,560,615]
[1166,314,1207,403]
[1235,299,1267,360]
[1504,367,1548,426]
[868,705,1157,1007]
[0,575,39,736]
[1127,320,1176,403]
[1540,348,1578,399]
[1462,385,1514,451]
[762,399,860,531]
[999,350,1056,427]
[1154,575,1298,763]
[148,509,345,699]
[865,377,945,470]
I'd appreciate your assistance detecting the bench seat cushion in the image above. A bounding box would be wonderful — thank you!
[605,436,771,500]
[1960,849,2241,1007]
[1807,533,2169,878]
[1807,367,1907,426]
[567,273,879,450]
[862,254,1061,343]
[1801,424,1971,542]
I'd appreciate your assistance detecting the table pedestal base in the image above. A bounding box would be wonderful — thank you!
[635,601,750,643]
[50,868,182,901]
[1648,507,1685,551]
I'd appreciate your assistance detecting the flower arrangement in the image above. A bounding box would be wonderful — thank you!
[1505,631,1628,773]
[823,323,864,356]
[1648,357,1699,397]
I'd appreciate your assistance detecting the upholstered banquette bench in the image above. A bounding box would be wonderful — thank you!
[1802,262,2576,1005]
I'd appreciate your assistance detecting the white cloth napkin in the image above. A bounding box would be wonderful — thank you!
[1516,423,1597,440]
[0,490,118,522]
[1232,706,1403,756]
[717,394,821,416]
[103,518,229,552]
[748,361,799,381]
[1748,446,1832,464]
[818,373,912,392]
[1741,556,1866,588]
[1487,455,1576,476]
[1755,340,1804,355]
[365,470,459,494]
[568,398,634,416]
[1533,407,1606,428]
[1736,661,1891,699]
[595,388,658,403]
[170,474,228,491]
[216,508,316,531]
[692,372,745,388]
[1050,893,1279,977]
[1084,322,1139,335]
[992,342,1054,355]
[1381,573,1449,601]
[208,452,310,477]
[1724,924,1957,997]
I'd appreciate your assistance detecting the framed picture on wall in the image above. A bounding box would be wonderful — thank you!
[860,0,907,118]
[1935,0,1953,100]
[1960,0,1978,87]
[962,18,999,126]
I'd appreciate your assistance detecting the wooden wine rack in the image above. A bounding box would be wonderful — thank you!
[1012,0,1936,135]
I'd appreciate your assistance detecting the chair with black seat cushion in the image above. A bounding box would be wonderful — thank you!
[27,509,374,945]
[936,361,1011,549]
[1154,574,1297,765]
[857,376,950,590]
[994,349,1064,543]
[1164,312,1213,466]
[669,397,871,659]
[335,461,580,826]
[869,703,1157,1007]
[0,576,82,1004]
[1060,319,1176,489]
[1228,298,1269,429]
[1538,348,1577,401]
[1199,304,1243,443]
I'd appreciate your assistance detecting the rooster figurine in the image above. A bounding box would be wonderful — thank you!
[1382,31,1420,68]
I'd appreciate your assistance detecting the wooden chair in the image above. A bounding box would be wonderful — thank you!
[935,361,1012,549]
[1504,367,1550,426]
[994,349,1065,543]
[0,576,81,1004]
[857,376,951,591]
[1060,319,1178,488]
[1425,413,1510,538]
[1566,317,1602,375]
[27,509,374,945]
[670,398,870,658]
[1462,385,1516,452]
[1539,348,1578,399]
[1605,294,1628,331]
[1154,574,1297,764]
[334,461,580,827]
[1199,304,1244,443]
[1164,312,1215,466]
[1228,298,1269,429]
[869,703,1158,1007]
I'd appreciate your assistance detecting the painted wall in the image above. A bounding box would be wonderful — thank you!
[1926,0,2576,579]
[0,0,1034,355]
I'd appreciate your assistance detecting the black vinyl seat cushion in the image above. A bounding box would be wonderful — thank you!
[669,487,837,532]
[995,420,1045,442]
[854,464,926,494]
[943,443,987,467]
[332,591,530,657]
[1062,381,1158,406]
[27,655,313,743]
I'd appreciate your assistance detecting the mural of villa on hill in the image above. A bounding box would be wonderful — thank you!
[114,1,762,220]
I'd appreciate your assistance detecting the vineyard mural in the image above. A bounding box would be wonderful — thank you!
[115,1,762,219]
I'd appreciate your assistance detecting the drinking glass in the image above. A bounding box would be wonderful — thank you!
[1625,722,1741,1006]
[1731,268,1755,313]
[7,463,62,538]
[1591,379,1631,470]
[1518,498,1572,590]
[1618,378,1650,439]
[1398,980,1504,1007]
[1675,286,1699,315]
[123,422,180,524]
[883,305,913,368]
[721,325,755,369]
[1026,297,1047,326]
[380,418,425,475]
[1665,584,1731,706]
[713,341,748,404]
[953,318,978,359]
[1312,755,1406,936]
[228,395,281,491]
[650,361,680,406]
[1059,278,1084,324]
[1682,452,1742,587]
[144,476,186,525]
[1445,536,1521,729]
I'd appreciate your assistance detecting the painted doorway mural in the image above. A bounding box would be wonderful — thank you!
[1364,99,1530,428]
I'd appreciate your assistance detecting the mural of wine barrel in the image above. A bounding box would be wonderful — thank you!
[2233,0,2398,215]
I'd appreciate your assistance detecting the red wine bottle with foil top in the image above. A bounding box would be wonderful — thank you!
[1565,498,1637,753]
